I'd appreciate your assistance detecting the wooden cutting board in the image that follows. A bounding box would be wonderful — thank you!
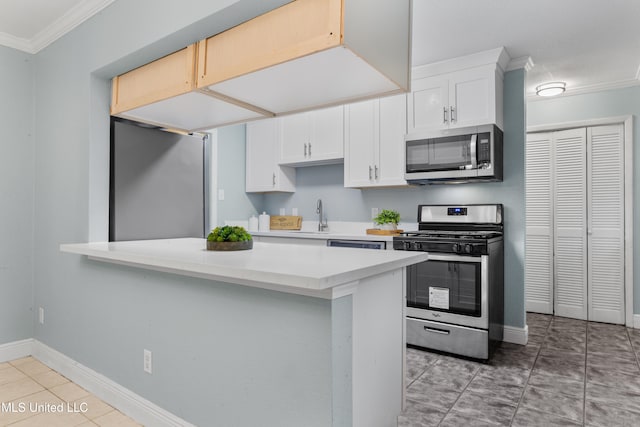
[366,229,403,235]
[270,215,303,230]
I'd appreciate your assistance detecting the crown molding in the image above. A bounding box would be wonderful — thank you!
[506,56,534,72]
[0,32,34,54]
[0,0,116,54]
[412,47,509,80]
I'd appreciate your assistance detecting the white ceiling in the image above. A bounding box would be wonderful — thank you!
[1,0,639,98]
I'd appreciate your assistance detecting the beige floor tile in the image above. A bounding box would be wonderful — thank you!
[0,362,11,371]
[93,410,141,427]
[0,390,63,425]
[49,382,90,402]
[76,422,99,427]
[7,410,89,427]
[0,377,44,402]
[73,394,114,420]
[30,369,70,389]
[0,366,29,387]
[15,359,52,377]
[9,356,35,367]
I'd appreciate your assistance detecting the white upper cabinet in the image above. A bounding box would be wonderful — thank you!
[246,119,295,193]
[344,94,407,188]
[407,48,509,134]
[279,105,344,166]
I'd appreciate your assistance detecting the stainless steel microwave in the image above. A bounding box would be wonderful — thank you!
[404,124,503,184]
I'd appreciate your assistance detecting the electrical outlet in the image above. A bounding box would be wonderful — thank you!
[38,307,44,325]
[371,208,379,219]
[143,349,152,374]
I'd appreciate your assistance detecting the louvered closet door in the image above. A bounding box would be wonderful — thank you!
[588,124,625,323]
[554,128,588,320]
[525,132,554,313]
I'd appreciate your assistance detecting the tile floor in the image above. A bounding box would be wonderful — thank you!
[400,313,640,426]
[0,357,140,426]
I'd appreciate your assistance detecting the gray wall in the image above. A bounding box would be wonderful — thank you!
[261,69,527,329]
[215,125,263,227]
[0,46,35,344]
[527,86,640,313]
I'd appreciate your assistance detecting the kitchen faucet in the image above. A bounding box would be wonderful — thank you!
[316,199,328,231]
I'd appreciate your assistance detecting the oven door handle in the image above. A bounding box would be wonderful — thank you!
[427,253,484,263]
[424,326,450,335]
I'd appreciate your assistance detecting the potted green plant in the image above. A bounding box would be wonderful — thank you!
[206,226,253,251]
[373,209,401,230]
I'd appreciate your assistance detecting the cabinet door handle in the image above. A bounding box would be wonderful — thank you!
[369,165,373,180]
[450,106,456,123]
[443,106,448,124]
[374,165,379,180]
[272,173,276,186]
[304,143,308,157]
[308,143,312,156]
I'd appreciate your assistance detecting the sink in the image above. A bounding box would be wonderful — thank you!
[282,230,329,234]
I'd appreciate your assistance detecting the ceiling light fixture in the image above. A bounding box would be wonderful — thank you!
[535,82,566,97]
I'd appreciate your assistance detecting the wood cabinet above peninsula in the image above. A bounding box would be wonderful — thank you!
[110,0,411,133]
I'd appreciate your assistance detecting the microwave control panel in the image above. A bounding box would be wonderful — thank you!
[477,132,491,164]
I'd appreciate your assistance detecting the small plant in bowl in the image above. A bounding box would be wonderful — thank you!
[206,226,253,251]
[373,209,401,230]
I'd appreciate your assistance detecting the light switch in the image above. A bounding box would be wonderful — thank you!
[218,189,225,200]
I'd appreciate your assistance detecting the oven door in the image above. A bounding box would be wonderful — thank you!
[406,253,488,329]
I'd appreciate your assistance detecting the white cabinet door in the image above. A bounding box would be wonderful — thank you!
[448,66,494,129]
[587,124,625,324]
[407,65,500,133]
[377,94,407,186]
[525,132,554,314]
[279,112,309,164]
[279,106,344,166]
[345,99,377,187]
[310,105,344,162]
[246,120,295,193]
[407,76,448,134]
[553,128,588,320]
[345,95,408,188]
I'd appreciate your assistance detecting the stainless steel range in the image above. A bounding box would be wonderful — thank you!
[393,204,504,359]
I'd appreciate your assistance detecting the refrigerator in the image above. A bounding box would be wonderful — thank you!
[109,118,208,241]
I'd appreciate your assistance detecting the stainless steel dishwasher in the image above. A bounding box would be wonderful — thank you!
[326,239,386,250]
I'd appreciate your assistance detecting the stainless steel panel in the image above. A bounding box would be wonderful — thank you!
[407,317,489,359]
[418,205,502,224]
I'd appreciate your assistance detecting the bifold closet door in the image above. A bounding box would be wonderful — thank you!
[553,128,587,320]
[587,124,625,324]
[525,132,554,314]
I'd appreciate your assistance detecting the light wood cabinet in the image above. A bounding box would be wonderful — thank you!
[111,0,410,132]
[344,94,407,188]
[407,64,503,134]
[279,106,344,166]
[246,120,295,193]
[197,0,410,115]
[110,44,265,132]
[110,45,196,118]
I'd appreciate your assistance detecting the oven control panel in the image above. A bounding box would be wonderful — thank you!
[393,239,488,255]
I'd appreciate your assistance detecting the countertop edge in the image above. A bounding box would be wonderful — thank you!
[60,239,428,300]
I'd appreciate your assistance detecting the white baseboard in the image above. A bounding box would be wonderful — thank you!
[0,338,34,363]
[503,325,528,345]
[28,340,195,427]
[633,315,640,329]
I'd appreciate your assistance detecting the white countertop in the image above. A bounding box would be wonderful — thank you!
[60,238,427,299]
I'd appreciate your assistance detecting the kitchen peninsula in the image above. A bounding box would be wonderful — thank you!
[61,238,427,427]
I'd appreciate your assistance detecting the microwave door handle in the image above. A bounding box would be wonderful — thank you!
[470,134,477,169]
